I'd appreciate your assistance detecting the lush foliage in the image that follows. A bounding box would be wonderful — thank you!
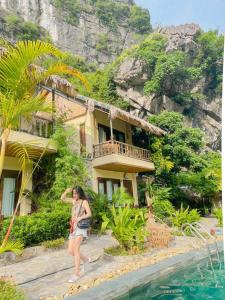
[50,124,89,199]
[0,279,25,300]
[213,208,222,226]
[169,205,201,229]
[147,111,221,211]
[42,237,65,249]
[52,0,81,25]
[33,124,89,202]
[95,0,130,31]
[101,188,147,250]
[129,5,152,34]
[102,205,147,250]
[0,204,70,247]
[88,191,110,231]
[5,14,50,41]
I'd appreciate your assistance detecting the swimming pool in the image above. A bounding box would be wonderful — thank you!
[116,253,225,300]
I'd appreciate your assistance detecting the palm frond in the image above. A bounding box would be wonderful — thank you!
[0,240,24,255]
[0,40,63,92]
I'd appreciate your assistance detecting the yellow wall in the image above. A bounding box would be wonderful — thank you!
[3,156,33,215]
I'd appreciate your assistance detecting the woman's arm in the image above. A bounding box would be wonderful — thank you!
[78,200,92,221]
[61,187,73,204]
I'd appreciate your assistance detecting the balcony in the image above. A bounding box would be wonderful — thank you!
[5,117,57,154]
[92,140,155,173]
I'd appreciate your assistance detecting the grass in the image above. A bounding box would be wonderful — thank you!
[41,237,65,249]
[0,278,25,300]
[105,245,148,256]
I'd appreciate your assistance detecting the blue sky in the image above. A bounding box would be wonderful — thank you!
[135,0,225,33]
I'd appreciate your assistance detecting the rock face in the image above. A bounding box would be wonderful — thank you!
[0,0,141,66]
[114,24,221,150]
[157,23,201,52]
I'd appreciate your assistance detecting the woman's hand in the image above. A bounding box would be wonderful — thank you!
[66,187,72,193]
[76,216,83,223]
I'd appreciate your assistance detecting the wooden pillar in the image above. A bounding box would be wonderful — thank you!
[52,88,56,133]
[109,114,113,141]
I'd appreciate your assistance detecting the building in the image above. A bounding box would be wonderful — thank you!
[0,81,165,216]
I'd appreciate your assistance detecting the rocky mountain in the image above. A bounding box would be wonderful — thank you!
[0,0,151,66]
[113,24,222,150]
[0,1,222,151]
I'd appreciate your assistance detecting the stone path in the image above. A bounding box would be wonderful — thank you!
[0,217,219,300]
[0,235,118,300]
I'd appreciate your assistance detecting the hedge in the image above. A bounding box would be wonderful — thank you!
[0,208,71,247]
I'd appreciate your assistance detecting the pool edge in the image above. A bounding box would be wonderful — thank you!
[67,241,223,300]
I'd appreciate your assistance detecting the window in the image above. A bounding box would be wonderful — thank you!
[98,178,121,201]
[98,124,125,143]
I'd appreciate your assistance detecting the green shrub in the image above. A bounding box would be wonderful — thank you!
[213,208,222,226]
[42,237,65,249]
[129,5,151,34]
[96,0,130,31]
[0,279,25,300]
[5,14,49,41]
[52,0,81,26]
[169,205,201,229]
[96,34,109,52]
[152,199,175,221]
[0,204,70,247]
[88,191,110,231]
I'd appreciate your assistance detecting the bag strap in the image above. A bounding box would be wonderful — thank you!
[76,200,84,218]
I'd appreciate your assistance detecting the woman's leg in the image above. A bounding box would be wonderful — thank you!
[73,235,83,276]
[68,239,76,256]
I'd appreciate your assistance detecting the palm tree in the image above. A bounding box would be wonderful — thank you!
[0,39,88,178]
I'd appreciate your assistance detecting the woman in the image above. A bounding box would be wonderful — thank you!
[61,186,92,283]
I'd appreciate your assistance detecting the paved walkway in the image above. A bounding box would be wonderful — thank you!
[0,217,219,300]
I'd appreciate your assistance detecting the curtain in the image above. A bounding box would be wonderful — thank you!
[2,177,16,216]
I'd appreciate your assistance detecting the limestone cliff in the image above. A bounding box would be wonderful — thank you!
[0,0,149,66]
[113,24,222,150]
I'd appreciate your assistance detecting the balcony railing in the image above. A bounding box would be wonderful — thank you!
[17,116,54,138]
[93,140,150,161]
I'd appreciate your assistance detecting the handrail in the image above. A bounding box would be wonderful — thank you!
[181,222,221,272]
[93,139,151,161]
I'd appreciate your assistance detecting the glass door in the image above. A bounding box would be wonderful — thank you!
[2,177,16,216]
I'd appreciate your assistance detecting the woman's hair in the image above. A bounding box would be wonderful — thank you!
[72,186,86,200]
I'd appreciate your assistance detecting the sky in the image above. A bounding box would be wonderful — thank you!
[135,0,225,33]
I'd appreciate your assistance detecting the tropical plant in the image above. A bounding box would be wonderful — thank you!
[169,205,200,229]
[0,39,88,178]
[112,187,134,207]
[88,191,110,230]
[213,208,222,227]
[0,240,24,255]
[101,205,147,250]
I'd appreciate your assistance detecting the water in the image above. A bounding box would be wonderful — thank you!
[116,254,225,300]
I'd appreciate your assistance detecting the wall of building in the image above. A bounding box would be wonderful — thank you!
[2,156,33,215]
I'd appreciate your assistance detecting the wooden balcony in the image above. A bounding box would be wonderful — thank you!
[93,140,154,173]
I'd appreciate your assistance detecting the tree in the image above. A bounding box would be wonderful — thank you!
[0,39,88,178]
[147,111,221,210]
